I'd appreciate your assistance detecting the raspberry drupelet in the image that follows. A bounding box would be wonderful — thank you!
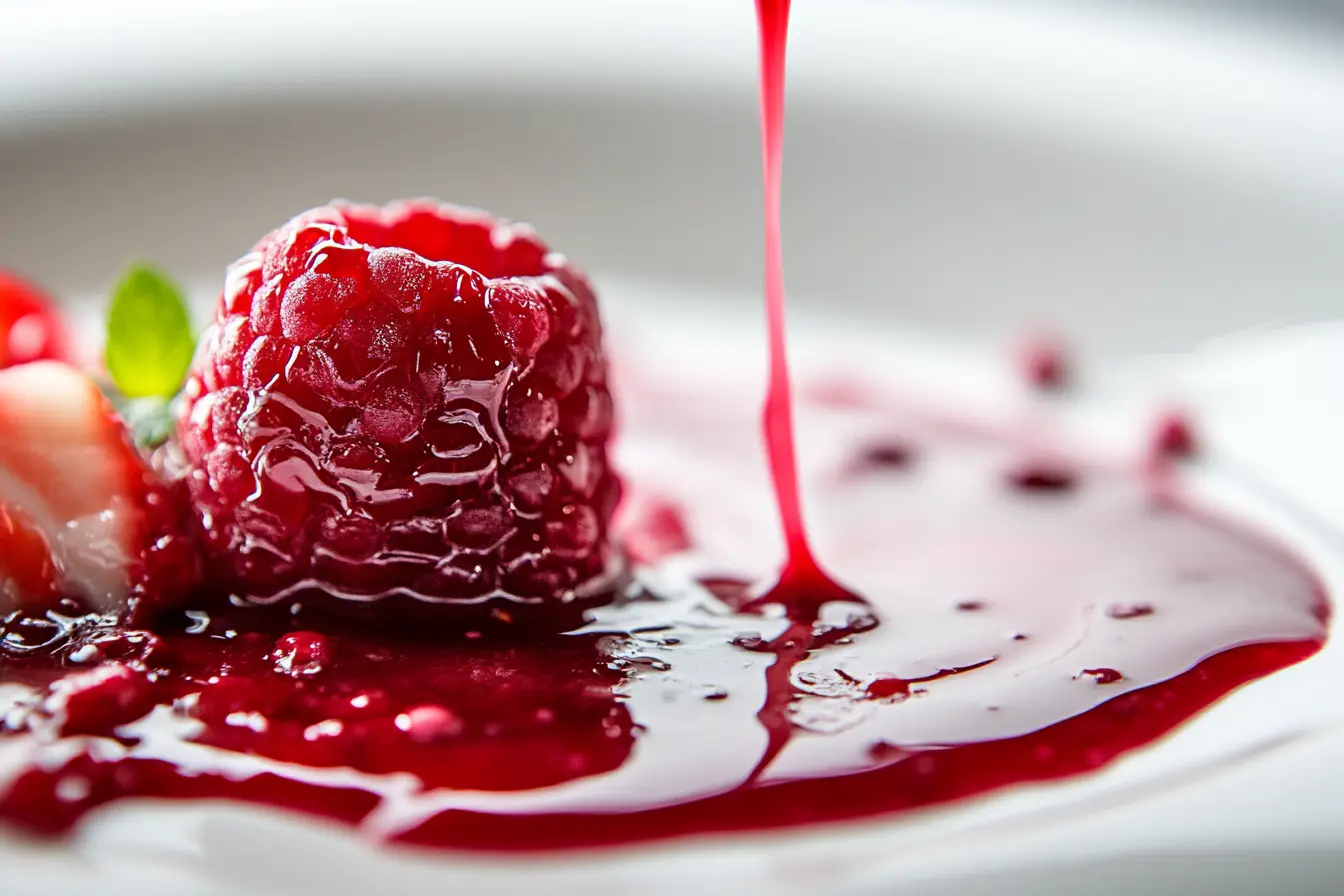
[177,201,622,629]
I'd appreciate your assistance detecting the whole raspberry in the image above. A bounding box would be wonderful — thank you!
[177,201,621,629]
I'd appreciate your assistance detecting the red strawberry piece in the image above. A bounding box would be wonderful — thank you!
[177,201,622,629]
[0,269,70,369]
[0,362,197,637]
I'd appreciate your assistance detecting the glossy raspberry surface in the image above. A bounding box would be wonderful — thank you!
[0,269,70,369]
[177,201,619,627]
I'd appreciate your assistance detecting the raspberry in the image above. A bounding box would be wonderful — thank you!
[177,201,621,629]
[0,269,70,369]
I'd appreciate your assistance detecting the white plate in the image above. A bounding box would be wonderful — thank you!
[2,1,1343,893]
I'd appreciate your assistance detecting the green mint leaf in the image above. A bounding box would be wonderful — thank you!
[118,396,177,450]
[106,264,195,399]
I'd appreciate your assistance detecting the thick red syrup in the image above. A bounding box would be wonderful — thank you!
[757,0,808,571]
[0,0,1329,855]
[0,377,1327,848]
[753,0,859,621]
[751,14,867,772]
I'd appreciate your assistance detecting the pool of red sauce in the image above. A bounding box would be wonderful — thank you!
[0,381,1327,849]
[0,0,1329,855]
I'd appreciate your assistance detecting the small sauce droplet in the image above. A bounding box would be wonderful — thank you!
[395,705,464,744]
[1007,464,1077,493]
[1077,668,1125,685]
[1106,603,1155,620]
[269,631,333,677]
[1151,410,1197,461]
[1019,335,1070,390]
[852,442,915,472]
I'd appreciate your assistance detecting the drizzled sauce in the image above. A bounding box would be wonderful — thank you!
[754,0,859,618]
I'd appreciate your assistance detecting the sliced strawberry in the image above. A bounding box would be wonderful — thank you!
[0,503,62,612]
[0,362,194,621]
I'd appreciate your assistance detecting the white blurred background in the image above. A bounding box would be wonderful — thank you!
[1,0,1344,359]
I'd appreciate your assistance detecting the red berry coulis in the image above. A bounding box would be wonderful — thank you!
[0,0,1330,856]
[752,0,861,623]
[0,385,1326,848]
